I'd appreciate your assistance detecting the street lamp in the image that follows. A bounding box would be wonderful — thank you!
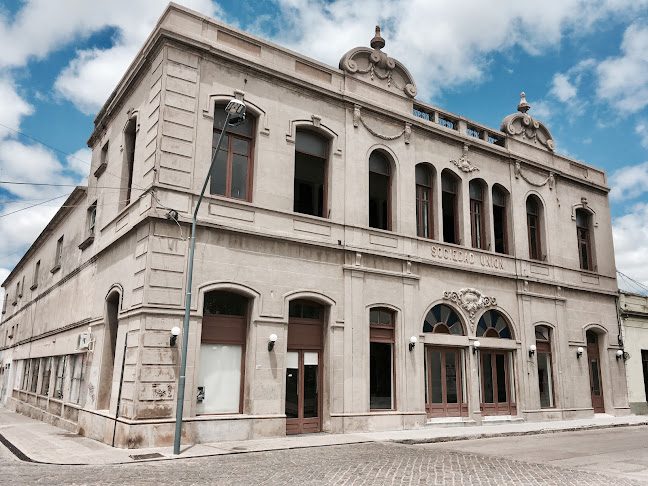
[173,99,246,455]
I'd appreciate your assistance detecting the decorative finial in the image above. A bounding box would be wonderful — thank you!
[517,92,530,113]
[371,25,385,50]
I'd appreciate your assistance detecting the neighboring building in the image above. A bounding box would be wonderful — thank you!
[0,3,629,448]
[619,291,648,414]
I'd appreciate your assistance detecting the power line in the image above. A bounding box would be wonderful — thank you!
[0,194,70,219]
[0,180,143,190]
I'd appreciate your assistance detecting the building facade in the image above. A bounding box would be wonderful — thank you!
[619,291,648,414]
[0,4,629,448]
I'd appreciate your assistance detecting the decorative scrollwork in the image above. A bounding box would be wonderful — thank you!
[514,161,556,190]
[451,144,479,173]
[501,92,555,151]
[353,104,410,142]
[443,288,497,331]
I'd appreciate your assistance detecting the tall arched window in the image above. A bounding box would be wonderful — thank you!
[575,209,593,270]
[369,151,391,230]
[198,290,248,414]
[526,195,543,261]
[415,165,433,238]
[441,171,459,244]
[469,180,486,250]
[210,105,255,201]
[294,130,328,217]
[535,326,554,408]
[369,307,395,410]
[492,185,508,254]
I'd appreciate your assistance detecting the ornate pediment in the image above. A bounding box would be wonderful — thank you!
[339,26,417,98]
[443,288,497,331]
[500,92,555,151]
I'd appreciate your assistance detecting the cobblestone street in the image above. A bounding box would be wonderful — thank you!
[2,440,644,486]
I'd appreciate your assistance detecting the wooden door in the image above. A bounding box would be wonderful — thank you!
[425,346,467,418]
[587,332,605,413]
[480,350,516,416]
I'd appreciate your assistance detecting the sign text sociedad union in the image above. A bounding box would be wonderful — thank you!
[431,246,505,270]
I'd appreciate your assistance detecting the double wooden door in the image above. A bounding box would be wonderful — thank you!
[587,332,605,413]
[480,350,516,416]
[425,346,467,418]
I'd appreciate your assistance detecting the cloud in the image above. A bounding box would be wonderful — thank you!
[613,202,648,290]
[636,121,648,148]
[596,23,648,113]
[609,161,648,201]
[0,76,33,138]
[550,73,577,102]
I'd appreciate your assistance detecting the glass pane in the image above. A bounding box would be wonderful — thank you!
[442,192,457,244]
[204,291,246,316]
[369,172,390,230]
[212,132,229,148]
[415,165,430,185]
[296,131,327,158]
[232,138,249,155]
[369,152,389,175]
[472,201,482,248]
[285,351,299,419]
[422,199,430,238]
[493,205,505,254]
[526,197,537,215]
[482,354,494,403]
[492,187,505,206]
[591,359,601,394]
[379,311,392,326]
[430,350,442,404]
[294,153,325,217]
[537,353,553,407]
[496,354,507,403]
[303,358,319,418]
[209,148,228,196]
[575,209,588,228]
[529,224,538,259]
[445,352,458,404]
[370,342,393,409]
[197,344,242,413]
[302,304,321,320]
[469,182,482,200]
[231,154,248,200]
[214,106,253,136]
[442,173,455,193]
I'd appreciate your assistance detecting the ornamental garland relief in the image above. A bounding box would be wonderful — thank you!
[443,288,497,331]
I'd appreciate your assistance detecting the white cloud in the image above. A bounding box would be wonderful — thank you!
[550,73,577,102]
[0,76,33,138]
[609,161,648,201]
[530,100,553,122]
[613,202,648,290]
[597,23,648,113]
[636,121,648,148]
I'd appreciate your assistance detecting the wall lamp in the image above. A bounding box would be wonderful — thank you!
[472,340,481,354]
[268,333,278,352]
[576,346,584,358]
[409,336,417,352]
[616,349,629,361]
[529,344,536,358]
[170,326,180,347]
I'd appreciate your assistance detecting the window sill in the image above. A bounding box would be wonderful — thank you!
[78,236,94,250]
[50,265,61,274]
[94,162,107,178]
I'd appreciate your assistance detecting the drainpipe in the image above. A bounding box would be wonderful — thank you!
[112,333,128,447]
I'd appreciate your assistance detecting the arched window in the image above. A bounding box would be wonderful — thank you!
[469,180,486,250]
[535,325,553,408]
[123,116,137,206]
[526,195,543,261]
[492,185,508,254]
[369,151,391,230]
[415,164,433,238]
[199,290,249,414]
[476,310,511,338]
[369,307,395,410]
[575,209,593,270]
[210,105,255,201]
[441,171,459,244]
[423,304,464,335]
[294,130,328,217]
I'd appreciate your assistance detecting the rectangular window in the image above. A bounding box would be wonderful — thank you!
[442,174,458,244]
[40,357,52,396]
[493,204,506,254]
[197,343,242,413]
[416,185,431,238]
[21,359,31,390]
[469,183,485,249]
[54,356,67,400]
[70,354,86,405]
[124,118,137,206]
[55,236,64,267]
[537,353,553,407]
[528,214,539,260]
[29,358,40,393]
[2,293,7,314]
[369,152,391,231]
[88,202,97,237]
[369,308,395,410]
[577,227,591,270]
[32,260,40,289]
[294,131,327,217]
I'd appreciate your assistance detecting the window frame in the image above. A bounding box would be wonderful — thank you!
[415,165,433,239]
[535,326,555,408]
[369,307,396,411]
[575,209,593,270]
[469,181,486,250]
[210,106,256,202]
[293,129,329,218]
[526,197,542,261]
[368,151,392,231]
[124,117,137,206]
[492,186,508,254]
[441,171,459,244]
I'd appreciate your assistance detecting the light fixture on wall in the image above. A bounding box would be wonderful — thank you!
[268,333,278,352]
[529,344,536,358]
[473,340,481,354]
[170,326,180,347]
[576,346,584,358]
[616,349,628,361]
[409,336,417,351]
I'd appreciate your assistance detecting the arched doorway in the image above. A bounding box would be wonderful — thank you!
[423,304,468,418]
[586,330,605,413]
[477,310,516,416]
[286,300,323,435]
[98,291,119,410]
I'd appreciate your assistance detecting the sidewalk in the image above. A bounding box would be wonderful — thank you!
[1,407,647,465]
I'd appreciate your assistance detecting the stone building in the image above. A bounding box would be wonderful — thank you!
[0,3,629,448]
[619,291,648,414]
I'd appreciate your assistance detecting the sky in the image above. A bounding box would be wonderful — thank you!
[1,0,648,303]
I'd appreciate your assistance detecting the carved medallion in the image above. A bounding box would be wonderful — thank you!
[450,144,479,173]
[443,288,497,330]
